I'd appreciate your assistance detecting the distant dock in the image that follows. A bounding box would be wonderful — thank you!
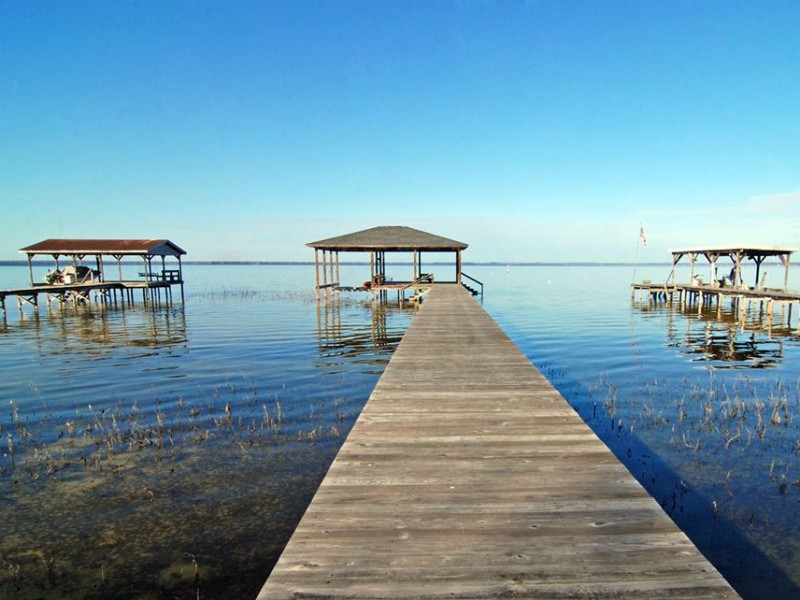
[259,284,738,599]
[1,238,186,317]
[0,278,181,316]
[632,280,800,328]
[632,244,800,329]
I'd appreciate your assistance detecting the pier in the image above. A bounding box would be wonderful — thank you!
[0,279,180,316]
[1,238,186,316]
[307,225,483,302]
[631,245,800,330]
[259,285,738,599]
[631,280,800,327]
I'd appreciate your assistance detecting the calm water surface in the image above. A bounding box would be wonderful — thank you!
[2,263,800,598]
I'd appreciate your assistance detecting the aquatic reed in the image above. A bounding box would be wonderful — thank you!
[559,366,800,547]
[1,373,352,488]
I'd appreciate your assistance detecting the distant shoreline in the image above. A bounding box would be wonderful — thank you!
[0,260,673,267]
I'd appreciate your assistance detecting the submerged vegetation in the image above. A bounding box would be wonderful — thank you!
[0,285,414,599]
[586,372,800,492]
[0,375,353,599]
[2,377,348,485]
[541,354,800,597]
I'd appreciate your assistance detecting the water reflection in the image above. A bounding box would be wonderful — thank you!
[635,299,795,369]
[0,292,411,600]
[315,296,413,374]
[0,304,188,359]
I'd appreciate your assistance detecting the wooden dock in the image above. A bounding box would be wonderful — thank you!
[259,284,738,599]
[0,279,181,316]
[632,281,800,330]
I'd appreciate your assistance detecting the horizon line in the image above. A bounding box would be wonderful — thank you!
[0,259,688,267]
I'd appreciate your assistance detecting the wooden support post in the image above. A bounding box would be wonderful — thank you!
[313,249,320,297]
[178,256,185,304]
[707,253,718,286]
[754,256,764,289]
[321,250,328,298]
[781,253,791,292]
[328,249,335,291]
[96,254,104,282]
[733,254,742,290]
[27,254,34,286]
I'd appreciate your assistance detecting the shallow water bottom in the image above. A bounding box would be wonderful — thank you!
[1,435,337,599]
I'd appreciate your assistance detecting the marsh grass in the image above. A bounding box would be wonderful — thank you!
[195,288,317,304]
[3,376,348,485]
[586,372,800,473]
[0,264,417,599]
[565,367,800,587]
[0,373,357,599]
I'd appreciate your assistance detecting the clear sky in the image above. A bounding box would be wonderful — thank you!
[2,1,799,262]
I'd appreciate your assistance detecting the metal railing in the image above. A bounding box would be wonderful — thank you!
[461,272,484,301]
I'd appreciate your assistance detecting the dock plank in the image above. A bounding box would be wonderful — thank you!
[258,284,738,599]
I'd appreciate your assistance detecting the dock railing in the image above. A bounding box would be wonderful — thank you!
[461,271,484,300]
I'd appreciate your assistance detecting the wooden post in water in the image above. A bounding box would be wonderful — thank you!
[782,253,791,292]
[321,250,328,298]
[335,251,340,291]
[314,248,319,298]
[26,254,34,286]
[328,250,335,293]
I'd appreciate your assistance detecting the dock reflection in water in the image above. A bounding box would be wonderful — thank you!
[634,298,795,369]
[1,303,188,357]
[315,294,414,375]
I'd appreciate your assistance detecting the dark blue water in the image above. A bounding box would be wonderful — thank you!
[2,263,800,598]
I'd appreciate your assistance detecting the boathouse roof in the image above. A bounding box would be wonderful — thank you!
[307,226,468,252]
[20,239,187,258]
[670,245,797,258]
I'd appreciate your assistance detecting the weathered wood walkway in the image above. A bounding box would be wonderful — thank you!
[259,284,738,599]
[0,280,181,315]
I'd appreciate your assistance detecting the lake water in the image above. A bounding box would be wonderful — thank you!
[2,262,800,599]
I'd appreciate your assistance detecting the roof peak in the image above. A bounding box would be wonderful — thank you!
[308,226,468,251]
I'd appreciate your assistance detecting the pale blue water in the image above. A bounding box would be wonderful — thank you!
[2,262,800,598]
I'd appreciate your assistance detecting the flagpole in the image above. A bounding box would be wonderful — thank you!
[632,223,645,283]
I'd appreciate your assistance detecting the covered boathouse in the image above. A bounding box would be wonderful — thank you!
[1,239,187,314]
[632,244,800,328]
[307,226,480,300]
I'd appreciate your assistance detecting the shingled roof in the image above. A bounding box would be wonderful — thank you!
[307,226,468,252]
[20,239,187,257]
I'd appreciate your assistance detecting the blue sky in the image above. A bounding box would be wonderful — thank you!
[2,1,799,262]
